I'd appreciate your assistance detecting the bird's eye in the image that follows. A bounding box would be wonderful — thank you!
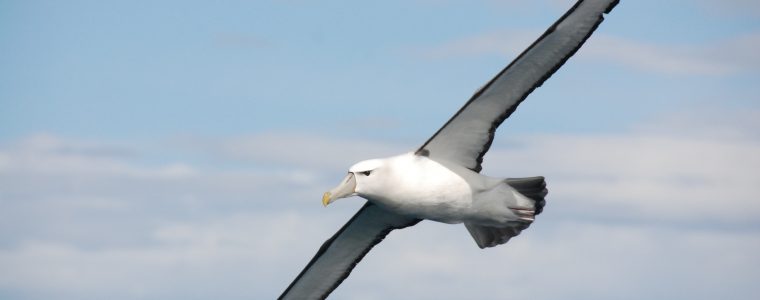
[360,170,372,176]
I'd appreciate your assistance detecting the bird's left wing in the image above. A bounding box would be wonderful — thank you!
[279,202,421,300]
[417,0,618,172]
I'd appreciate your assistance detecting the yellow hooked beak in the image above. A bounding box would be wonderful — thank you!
[322,173,357,206]
[322,192,332,207]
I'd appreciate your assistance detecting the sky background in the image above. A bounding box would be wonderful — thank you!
[1,0,759,299]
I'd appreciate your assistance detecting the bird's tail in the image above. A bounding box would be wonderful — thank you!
[465,176,547,248]
[505,176,547,215]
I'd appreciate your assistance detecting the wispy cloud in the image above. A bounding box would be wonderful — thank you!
[420,29,760,76]
[697,0,760,17]
[420,29,536,59]
[212,32,271,50]
[174,132,410,171]
[583,33,760,75]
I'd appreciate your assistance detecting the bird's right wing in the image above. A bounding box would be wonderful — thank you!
[279,202,420,300]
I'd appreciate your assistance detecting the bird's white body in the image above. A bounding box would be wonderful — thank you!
[349,152,535,226]
[351,153,472,223]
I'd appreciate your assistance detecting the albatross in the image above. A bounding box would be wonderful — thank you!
[279,0,618,299]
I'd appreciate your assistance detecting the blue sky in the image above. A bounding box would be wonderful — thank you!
[1,1,759,299]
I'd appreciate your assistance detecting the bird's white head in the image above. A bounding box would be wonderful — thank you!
[322,158,389,206]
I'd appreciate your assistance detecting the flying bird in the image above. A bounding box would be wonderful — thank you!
[279,0,618,299]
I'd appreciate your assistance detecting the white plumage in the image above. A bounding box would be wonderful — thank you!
[350,153,472,223]
[349,152,536,227]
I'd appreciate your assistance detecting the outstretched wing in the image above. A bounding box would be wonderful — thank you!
[417,0,619,172]
[279,202,421,300]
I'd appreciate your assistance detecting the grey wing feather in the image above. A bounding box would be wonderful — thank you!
[279,202,420,300]
[417,0,619,172]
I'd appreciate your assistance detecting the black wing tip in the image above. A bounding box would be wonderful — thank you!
[605,0,620,14]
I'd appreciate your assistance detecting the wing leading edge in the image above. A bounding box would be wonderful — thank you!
[279,202,420,300]
[417,0,619,172]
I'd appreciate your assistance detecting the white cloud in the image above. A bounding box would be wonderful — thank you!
[0,212,338,299]
[1,109,759,299]
[483,109,760,225]
[332,220,760,300]
[0,134,197,180]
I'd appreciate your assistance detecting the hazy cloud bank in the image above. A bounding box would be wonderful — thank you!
[1,109,758,299]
